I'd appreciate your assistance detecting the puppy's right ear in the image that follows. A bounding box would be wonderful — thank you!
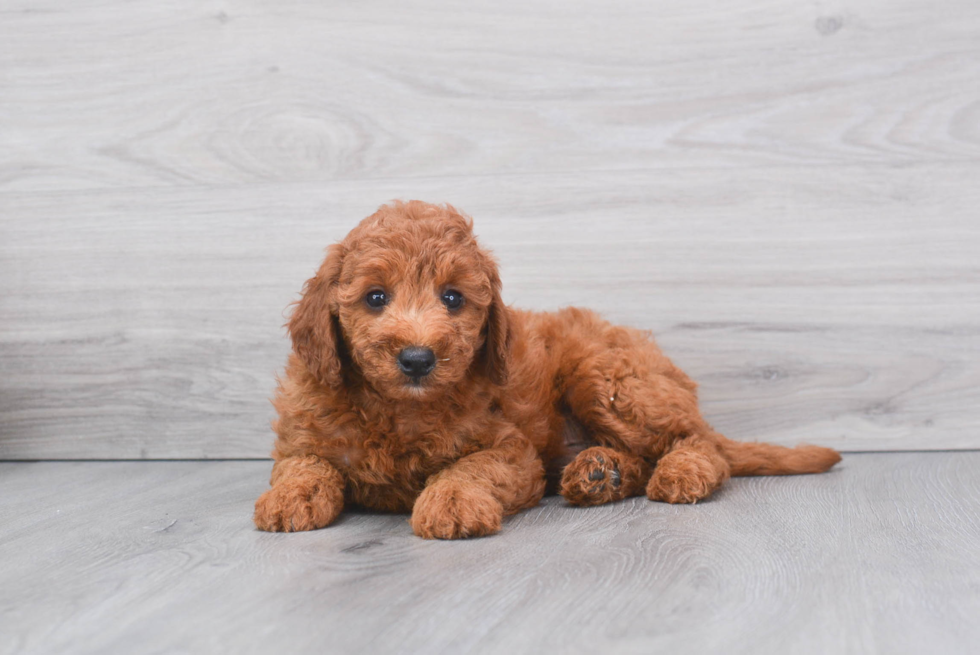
[288,244,345,388]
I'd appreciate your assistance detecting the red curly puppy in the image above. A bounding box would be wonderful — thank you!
[254,201,841,539]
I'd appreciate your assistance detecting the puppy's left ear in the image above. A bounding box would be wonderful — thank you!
[483,269,511,386]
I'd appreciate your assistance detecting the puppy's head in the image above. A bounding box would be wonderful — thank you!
[288,201,509,400]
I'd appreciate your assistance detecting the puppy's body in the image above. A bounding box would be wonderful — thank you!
[256,201,840,538]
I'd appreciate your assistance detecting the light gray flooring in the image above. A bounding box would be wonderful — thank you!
[2,452,979,654]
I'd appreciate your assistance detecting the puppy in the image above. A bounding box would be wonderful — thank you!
[254,201,841,539]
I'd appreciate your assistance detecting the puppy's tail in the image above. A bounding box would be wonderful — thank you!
[716,435,841,477]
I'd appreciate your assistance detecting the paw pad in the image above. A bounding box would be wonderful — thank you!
[560,448,632,506]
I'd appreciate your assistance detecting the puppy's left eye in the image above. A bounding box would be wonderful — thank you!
[365,289,388,308]
[441,289,464,310]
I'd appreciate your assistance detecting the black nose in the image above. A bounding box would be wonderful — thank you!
[397,347,436,378]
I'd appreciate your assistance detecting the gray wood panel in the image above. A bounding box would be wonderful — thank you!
[2,0,979,458]
[1,0,978,189]
[2,453,979,654]
[2,167,978,458]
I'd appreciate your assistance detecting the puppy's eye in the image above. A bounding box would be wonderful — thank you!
[365,289,388,309]
[441,289,464,310]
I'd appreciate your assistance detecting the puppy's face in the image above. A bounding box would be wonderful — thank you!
[289,202,509,401]
[335,222,495,400]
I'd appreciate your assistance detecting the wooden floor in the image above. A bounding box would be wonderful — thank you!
[2,452,979,654]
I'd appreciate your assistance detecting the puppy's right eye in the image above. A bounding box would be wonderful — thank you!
[365,290,388,308]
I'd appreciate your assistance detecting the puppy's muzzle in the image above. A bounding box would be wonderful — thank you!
[397,347,436,379]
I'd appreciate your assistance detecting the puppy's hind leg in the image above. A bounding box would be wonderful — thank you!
[558,316,727,503]
[566,357,731,504]
[562,339,707,464]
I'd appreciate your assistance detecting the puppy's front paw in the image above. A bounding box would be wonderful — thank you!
[254,480,343,532]
[647,451,723,504]
[411,481,503,539]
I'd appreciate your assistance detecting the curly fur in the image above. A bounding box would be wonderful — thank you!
[254,201,841,539]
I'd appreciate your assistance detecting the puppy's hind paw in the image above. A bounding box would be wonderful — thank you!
[646,451,724,504]
[560,446,649,506]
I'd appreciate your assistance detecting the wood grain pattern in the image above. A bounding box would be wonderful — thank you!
[2,0,979,458]
[2,165,979,458]
[1,0,979,190]
[1,454,979,654]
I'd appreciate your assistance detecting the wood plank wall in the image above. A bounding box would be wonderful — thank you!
[1,0,978,458]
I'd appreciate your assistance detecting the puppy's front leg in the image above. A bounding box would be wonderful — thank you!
[254,455,345,532]
[411,427,545,539]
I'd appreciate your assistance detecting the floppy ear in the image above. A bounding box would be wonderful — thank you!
[288,244,345,388]
[483,270,511,386]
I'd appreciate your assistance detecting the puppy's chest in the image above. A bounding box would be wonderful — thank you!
[326,423,479,509]
[337,432,463,475]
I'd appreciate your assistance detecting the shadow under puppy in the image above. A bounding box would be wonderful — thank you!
[255,201,841,539]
